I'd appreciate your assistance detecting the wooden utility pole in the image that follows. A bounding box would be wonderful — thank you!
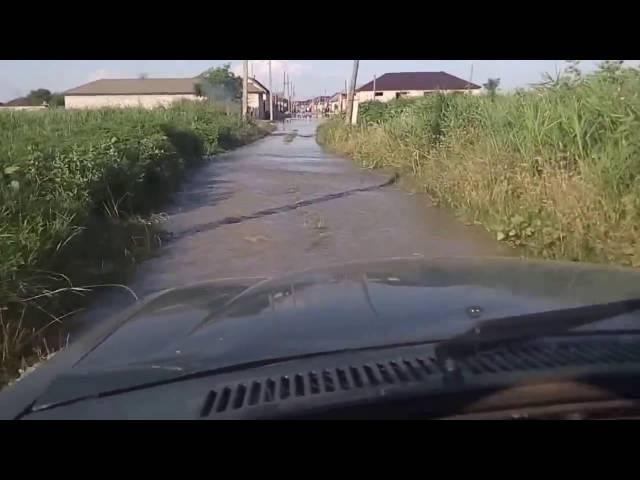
[345,60,359,125]
[269,60,274,121]
[242,60,249,121]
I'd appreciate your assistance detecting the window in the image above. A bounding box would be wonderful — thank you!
[395,92,409,99]
[374,92,384,97]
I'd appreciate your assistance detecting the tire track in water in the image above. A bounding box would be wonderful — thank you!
[162,172,399,242]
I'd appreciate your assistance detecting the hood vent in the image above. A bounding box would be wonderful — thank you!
[201,357,439,417]
[200,340,640,417]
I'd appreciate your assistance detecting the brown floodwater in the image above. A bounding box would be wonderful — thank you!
[70,119,513,334]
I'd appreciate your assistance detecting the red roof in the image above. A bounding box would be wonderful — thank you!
[357,72,480,92]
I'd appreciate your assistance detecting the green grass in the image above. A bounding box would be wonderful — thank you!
[318,63,640,268]
[0,101,271,385]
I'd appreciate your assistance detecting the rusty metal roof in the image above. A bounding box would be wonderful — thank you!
[357,72,481,92]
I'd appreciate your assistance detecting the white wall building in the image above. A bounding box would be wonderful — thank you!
[355,71,482,103]
[64,78,202,109]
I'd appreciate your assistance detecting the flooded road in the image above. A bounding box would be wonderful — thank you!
[72,119,511,331]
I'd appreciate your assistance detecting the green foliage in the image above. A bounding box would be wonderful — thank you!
[482,78,500,99]
[48,93,65,107]
[26,88,52,105]
[0,102,263,302]
[0,101,270,383]
[197,63,243,101]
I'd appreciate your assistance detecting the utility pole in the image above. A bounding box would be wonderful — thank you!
[372,74,376,101]
[283,72,288,114]
[345,60,359,125]
[242,60,249,121]
[269,60,274,121]
[343,79,347,112]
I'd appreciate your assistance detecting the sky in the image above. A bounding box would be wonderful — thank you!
[0,60,631,102]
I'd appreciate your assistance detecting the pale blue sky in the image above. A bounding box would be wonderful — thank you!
[0,60,628,102]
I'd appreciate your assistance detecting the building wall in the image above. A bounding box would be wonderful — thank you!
[65,94,200,109]
[0,106,47,111]
[248,92,265,118]
[356,89,481,103]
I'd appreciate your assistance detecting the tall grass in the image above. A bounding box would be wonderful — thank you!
[318,63,640,267]
[0,101,270,384]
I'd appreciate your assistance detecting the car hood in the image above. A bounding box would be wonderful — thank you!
[8,256,640,411]
[76,256,640,372]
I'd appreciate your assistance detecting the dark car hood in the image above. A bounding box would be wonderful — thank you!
[9,256,640,411]
[76,256,640,371]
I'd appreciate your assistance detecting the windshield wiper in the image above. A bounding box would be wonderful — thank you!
[434,298,640,366]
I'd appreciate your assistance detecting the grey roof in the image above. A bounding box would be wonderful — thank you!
[64,78,199,96]
[357,72,481,92]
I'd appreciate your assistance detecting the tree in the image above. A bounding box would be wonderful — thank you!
[49,93,65,107]
[26,88,52,105]
[197,63,242,101]
[483,78,500,99]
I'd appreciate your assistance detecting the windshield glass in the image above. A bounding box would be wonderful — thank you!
[2,60,640,390]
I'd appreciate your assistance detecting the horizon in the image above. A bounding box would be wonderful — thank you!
[1,60,636,102]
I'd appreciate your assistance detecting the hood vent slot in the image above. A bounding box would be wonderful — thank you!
[200,341,640,417]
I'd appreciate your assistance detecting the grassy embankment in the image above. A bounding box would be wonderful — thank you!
[0,102,271,384]
[318,65,640,268]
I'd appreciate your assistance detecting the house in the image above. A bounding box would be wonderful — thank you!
[64,78,201,109]
[309,95,331,116]
[0,96,48,111]
[356,71,481,102]
[329,92,347,114]
[247,77,270,119]
[294,99,312,114]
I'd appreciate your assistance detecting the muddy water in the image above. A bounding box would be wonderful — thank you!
[71,119,512,332]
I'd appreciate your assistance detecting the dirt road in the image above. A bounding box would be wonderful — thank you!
[71,119,511,331]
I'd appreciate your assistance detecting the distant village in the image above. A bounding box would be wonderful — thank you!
[0,71,482,119]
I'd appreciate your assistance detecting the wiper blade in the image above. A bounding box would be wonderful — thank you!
[435,298,640,365]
